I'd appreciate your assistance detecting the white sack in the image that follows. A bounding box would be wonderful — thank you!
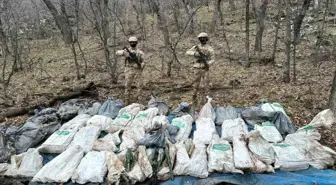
[112,103,144,128]
[0,163,9,174]
[86,115,113,131]
[247,130,275,165]
[106,151,125,185]
[128,107,159,131]
[119,127,145,151]
[152,115,170,130]
[255,122,283,143]
[233,135,254,170]
[93,134,118,152]
[285,129,336,170]
[32,145,84,183]
[71,151,107,184]
[249,152,274,173]
[171,114,193,142]
[4,153,24,177]
[60,114,91,131]
[173,142,208,178]
[302,109,336,129]
[137,146,153,178]
[221,118,248,142]
[18,148,43,177]
[127,162,146,183]
[194,118,218,145]
[69,125,100,153]
[261,103,289,117]
[39,130,76,153]
[272,143,309,171]
[207,136,243,174]
[198,96,216,121]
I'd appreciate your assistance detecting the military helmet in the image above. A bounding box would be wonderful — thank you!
[197,32,209,38]
[128,36,138,42]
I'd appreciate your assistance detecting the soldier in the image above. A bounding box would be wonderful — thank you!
[116,36,145,105]
[186,32,215,106]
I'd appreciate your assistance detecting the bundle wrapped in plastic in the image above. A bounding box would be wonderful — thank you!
[173,141,208,178]
[194,118,218,145]
[221,118,248,142]
[207,135,243,174]
[98,98,124,119]
[171,114,193,142]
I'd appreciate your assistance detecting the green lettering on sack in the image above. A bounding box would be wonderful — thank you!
[273,103,283,108]
[302,125,313,130]
[273,143,290,148]
[56,130,70,135]
[118,112,131,119]
[135,112,148,119]
[212,144,230,151]
[262,122,274,126]
[172,120,185,128]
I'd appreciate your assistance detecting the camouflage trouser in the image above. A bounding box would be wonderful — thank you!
[124,66,142,104]
[192,68,210,105]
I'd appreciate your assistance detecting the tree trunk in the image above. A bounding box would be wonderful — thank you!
[245,0,250,67]
[283,0,291,83]
[253,0,268,53]
[42,0,73,45]
[210,0,221,34]
[330,65,336,114]
[182,0,195,35]
[272,0,282,61]
[0,18,10,55]
[152,0,172,77]
[71,42,81,80]
[173,2,182,34]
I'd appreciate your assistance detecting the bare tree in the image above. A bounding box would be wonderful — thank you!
[209,0,222,34]
[292,0,312,81]
[252,0,268,53]
[272,0,282,62]
[42,0,82,79]
[228,0,236,11]
[245,0,250,67]
[283,0,291,83]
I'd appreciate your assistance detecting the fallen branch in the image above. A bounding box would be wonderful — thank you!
[0,82,97,122]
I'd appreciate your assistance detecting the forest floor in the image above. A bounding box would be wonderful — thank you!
[0,5,336,150]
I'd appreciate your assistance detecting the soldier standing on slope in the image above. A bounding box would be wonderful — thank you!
[186,32,215,106]
[116,37,145,105]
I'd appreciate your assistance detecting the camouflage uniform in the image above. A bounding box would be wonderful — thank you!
[186,33,215,105]
[116,37,145,104]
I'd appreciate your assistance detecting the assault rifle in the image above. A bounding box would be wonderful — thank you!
[123,47,142,69]
[194,45,209,69]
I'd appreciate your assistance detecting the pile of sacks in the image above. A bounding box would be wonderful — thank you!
[0,96,336,185]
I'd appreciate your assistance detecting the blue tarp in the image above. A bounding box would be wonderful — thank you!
[148,168,336,185]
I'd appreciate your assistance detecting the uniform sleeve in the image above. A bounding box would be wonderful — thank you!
[186,46,197,56]
[207,47,215,65]
[138,50,145,68]
[116,49,126,56]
